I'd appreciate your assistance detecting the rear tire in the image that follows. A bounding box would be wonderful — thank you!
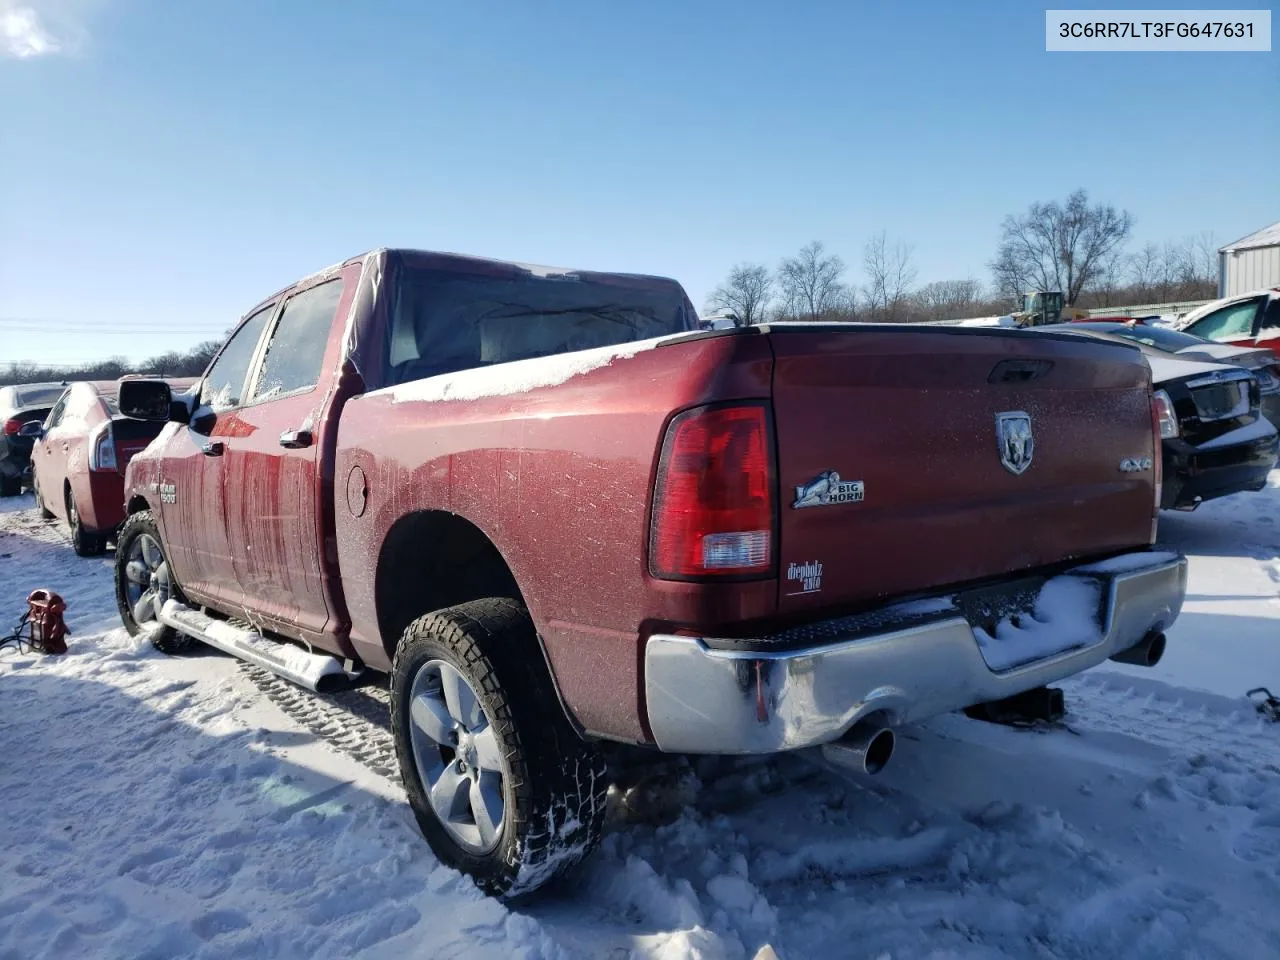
[34,480,54,519]
[390,598,608,898]
[0,475,20,498]
[67,489,107,557]
[114,510,196,654]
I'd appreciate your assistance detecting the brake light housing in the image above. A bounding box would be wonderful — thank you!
[3,419,20,436]
[1152,389,1178,439]
[649,402,776,580]
[88,422,118,472]
[1149,390,1165,542]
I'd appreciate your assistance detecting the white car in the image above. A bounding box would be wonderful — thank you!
[1174,288,1280,357]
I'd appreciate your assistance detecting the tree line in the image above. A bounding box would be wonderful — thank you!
[0,338,223,388]
[709,189,1219,325]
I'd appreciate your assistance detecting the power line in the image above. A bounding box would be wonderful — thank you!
[0,316,226,334]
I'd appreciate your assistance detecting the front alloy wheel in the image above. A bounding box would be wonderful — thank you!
[122,532,173,631]
[113,510,195,654]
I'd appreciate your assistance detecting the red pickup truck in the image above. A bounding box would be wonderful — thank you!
[114,249,1187,897]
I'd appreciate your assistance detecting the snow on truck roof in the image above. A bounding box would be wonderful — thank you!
[243,249,686,322]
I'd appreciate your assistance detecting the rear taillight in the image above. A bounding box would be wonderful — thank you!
[1149,391,1165,543]
[649,403,775,579]
[1152,390,1178,439]
[3,419,20,436]
[88,422,117,472]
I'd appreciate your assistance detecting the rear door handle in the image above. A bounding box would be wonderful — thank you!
[279,429,313,449]
[202,440,225,457]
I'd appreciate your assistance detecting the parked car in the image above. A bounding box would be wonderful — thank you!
[0,383,68,496]
[1030,326,1279,510]
[1061,321,1280,429]
[112,249,1186,897]
[26,378,195,555]
[1174,288,1280,358]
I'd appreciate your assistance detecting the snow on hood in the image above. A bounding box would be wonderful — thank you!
[1176,343,1271,367]
[1194,415,1278,451]
[372,331,692,405]
[1144,353,1240,385]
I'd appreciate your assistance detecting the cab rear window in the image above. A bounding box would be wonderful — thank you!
[385,268,694,388]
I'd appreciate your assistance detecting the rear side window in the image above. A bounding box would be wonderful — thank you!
[44,393,70,429]
[251,279,344,401]
[1188,298,1263,341]
[1263,298,1280,330]
[202,306,275,411]
[384,268,693,388]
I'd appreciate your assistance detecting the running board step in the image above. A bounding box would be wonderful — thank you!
[157,599,363,693]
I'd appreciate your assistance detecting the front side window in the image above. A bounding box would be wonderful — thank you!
[251,279,344,401]
[1187,299,1263,342]
[202,305,274,412]
[1262,298,1280,331]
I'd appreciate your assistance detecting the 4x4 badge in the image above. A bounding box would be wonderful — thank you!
[792,471,864,509]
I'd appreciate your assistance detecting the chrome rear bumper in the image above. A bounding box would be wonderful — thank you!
[644,551,1187,754]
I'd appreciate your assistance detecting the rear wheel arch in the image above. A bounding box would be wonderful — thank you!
[373,510,579,732]
[374,510,528,660]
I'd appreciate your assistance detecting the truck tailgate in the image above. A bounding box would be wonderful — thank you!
[769,326,1156,613]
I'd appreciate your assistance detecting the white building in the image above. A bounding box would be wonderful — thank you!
[1220,221,1280,297]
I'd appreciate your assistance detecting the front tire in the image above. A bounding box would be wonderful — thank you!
[390,598,608,898]
[114,510,196,654]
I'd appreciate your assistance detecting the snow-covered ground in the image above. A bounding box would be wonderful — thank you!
[2,478,1279,960]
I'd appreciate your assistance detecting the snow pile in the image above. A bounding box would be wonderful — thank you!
[5,470,1280,958]
[377,334,685,405]
[972,575,1102,671]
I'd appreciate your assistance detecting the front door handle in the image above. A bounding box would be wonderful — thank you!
[202,440,225,457]
[279,429,313,449]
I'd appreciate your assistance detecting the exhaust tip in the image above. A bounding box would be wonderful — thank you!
[863,728,895,775]
[819,723,897,777]
[1143,631,1166,667]
[1110,630,1166,667]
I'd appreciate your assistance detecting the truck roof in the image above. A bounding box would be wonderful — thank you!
[242,248,687,322]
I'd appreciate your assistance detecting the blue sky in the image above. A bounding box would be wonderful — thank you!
[2,0,1277,366]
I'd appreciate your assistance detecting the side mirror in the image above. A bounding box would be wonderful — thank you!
[18,421,43,439]
[118,379,187,424]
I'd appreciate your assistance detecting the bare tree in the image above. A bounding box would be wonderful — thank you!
[777,241,847,321]
[1116,233,1219,307]
[0,337,222,387]
[990,189,1133,305]
[862,232,918,321]
[708,263,774,325]
[914,278,986,323]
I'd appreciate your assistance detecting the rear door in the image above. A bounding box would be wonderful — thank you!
[160,305,276,604]
[222,273,352,643]
[34,390,71,518]
[769,326,1157,615]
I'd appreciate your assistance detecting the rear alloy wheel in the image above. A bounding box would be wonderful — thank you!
[409,659,509,855]
[67,490,107,557]
[114,510,195,654]
[391,598,608,898]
